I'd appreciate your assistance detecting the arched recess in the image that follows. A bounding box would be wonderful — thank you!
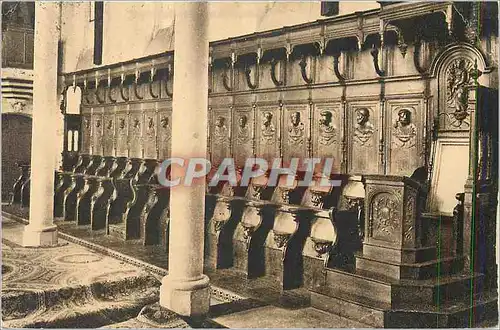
[1,113,32,201]
[427,43,489,215]
[62,85,83,170]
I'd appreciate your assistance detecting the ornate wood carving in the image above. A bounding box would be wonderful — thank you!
[211,111,231,165]
[283,104,308,161]
[115,113,128,157]
[442,58,474,129]
[387,101,424,176]
[257,106,279,163]
[349,104,379,174]
[299,55,313,84]
[92,114,104,156]
[314,103,341,173]
[143,113,157,159]
[128,113,142,158]
[270,58,284,86]
[244,64,258,90]
[370,192,400,241]
[370,44,385,77]
[221,61,233,92]
[403,187,417,247]
[233,109,253,167]
[157,111,172,160]
[103,114,115,156]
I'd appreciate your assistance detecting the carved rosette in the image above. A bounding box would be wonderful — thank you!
[370,192,400,242]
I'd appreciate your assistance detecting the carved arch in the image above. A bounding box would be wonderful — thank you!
[429,43,490,78]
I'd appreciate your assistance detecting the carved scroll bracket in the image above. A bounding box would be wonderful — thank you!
[134,64,144,100]
[94,72,106,104]
[299,55,313,84]
[370,44,385,77]
[120,70,130,101]
[332,52,346,82]
[148,61,160,99]
[165,62,173,98]
[244,60,259,90]
[222,60,233,92]
[270,57,284,87]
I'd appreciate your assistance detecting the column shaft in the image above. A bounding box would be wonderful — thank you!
[23,2,60,246]
[159,2,210,317]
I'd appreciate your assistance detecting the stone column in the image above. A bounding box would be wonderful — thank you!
[159,2,210,317]
[23,2,60,247]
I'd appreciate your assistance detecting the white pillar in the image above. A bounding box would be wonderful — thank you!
[159,2,210,317]
[23,2,60,247]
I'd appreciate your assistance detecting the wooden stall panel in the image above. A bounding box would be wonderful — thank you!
[347,101,380,175]
[81,112,92,154]
[233,107,254,167]
[256,105,280,164]
[143,109,158,159]
[282,103,309,162]
[128,112,142,158]
[157,109,172,160]
[211,108,231,166]
[102,110,115,156]
[386,99,424,176]
[115,106,128,157]
[91,110,104,156]
[313,102,342,174]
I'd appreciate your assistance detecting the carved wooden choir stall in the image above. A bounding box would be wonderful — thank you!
[10,2,498,328]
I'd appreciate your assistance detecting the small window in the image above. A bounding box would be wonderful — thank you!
[67,130,73,151]
[321,1,339,17]
[73,131,79,152]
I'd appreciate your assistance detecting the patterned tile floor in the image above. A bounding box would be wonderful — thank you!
[2,216,154,292]
[1,209,359,328]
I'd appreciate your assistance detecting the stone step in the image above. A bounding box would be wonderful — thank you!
[320,267,484,308]
[311,286,498,328]
[355,253,464,280]
[2,275,160,328]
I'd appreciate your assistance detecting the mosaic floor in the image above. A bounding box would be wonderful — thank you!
[1,210,363,328]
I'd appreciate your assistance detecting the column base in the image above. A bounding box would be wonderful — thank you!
[22,225,58,247]
[159,274,210,317]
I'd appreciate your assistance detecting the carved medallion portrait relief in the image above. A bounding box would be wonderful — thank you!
[234,112,253,167]
[214,116,229,143]
[258,109,279,162]
[158,114,172,159]
[388,104,422,176]
[288,111,305,146]
[211,114,230,165]
[350,106,378,174]
[392,108,417,148]
[103,117,114,156]
[353,108,375,146]
[92,116,103,155]
[144,115,157,159]
[318,110,336,146]
[236,114,250,144]
[128,115,142,158]
[261,111,276,144]
[116,116,128,157]
[81,115,92,153]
